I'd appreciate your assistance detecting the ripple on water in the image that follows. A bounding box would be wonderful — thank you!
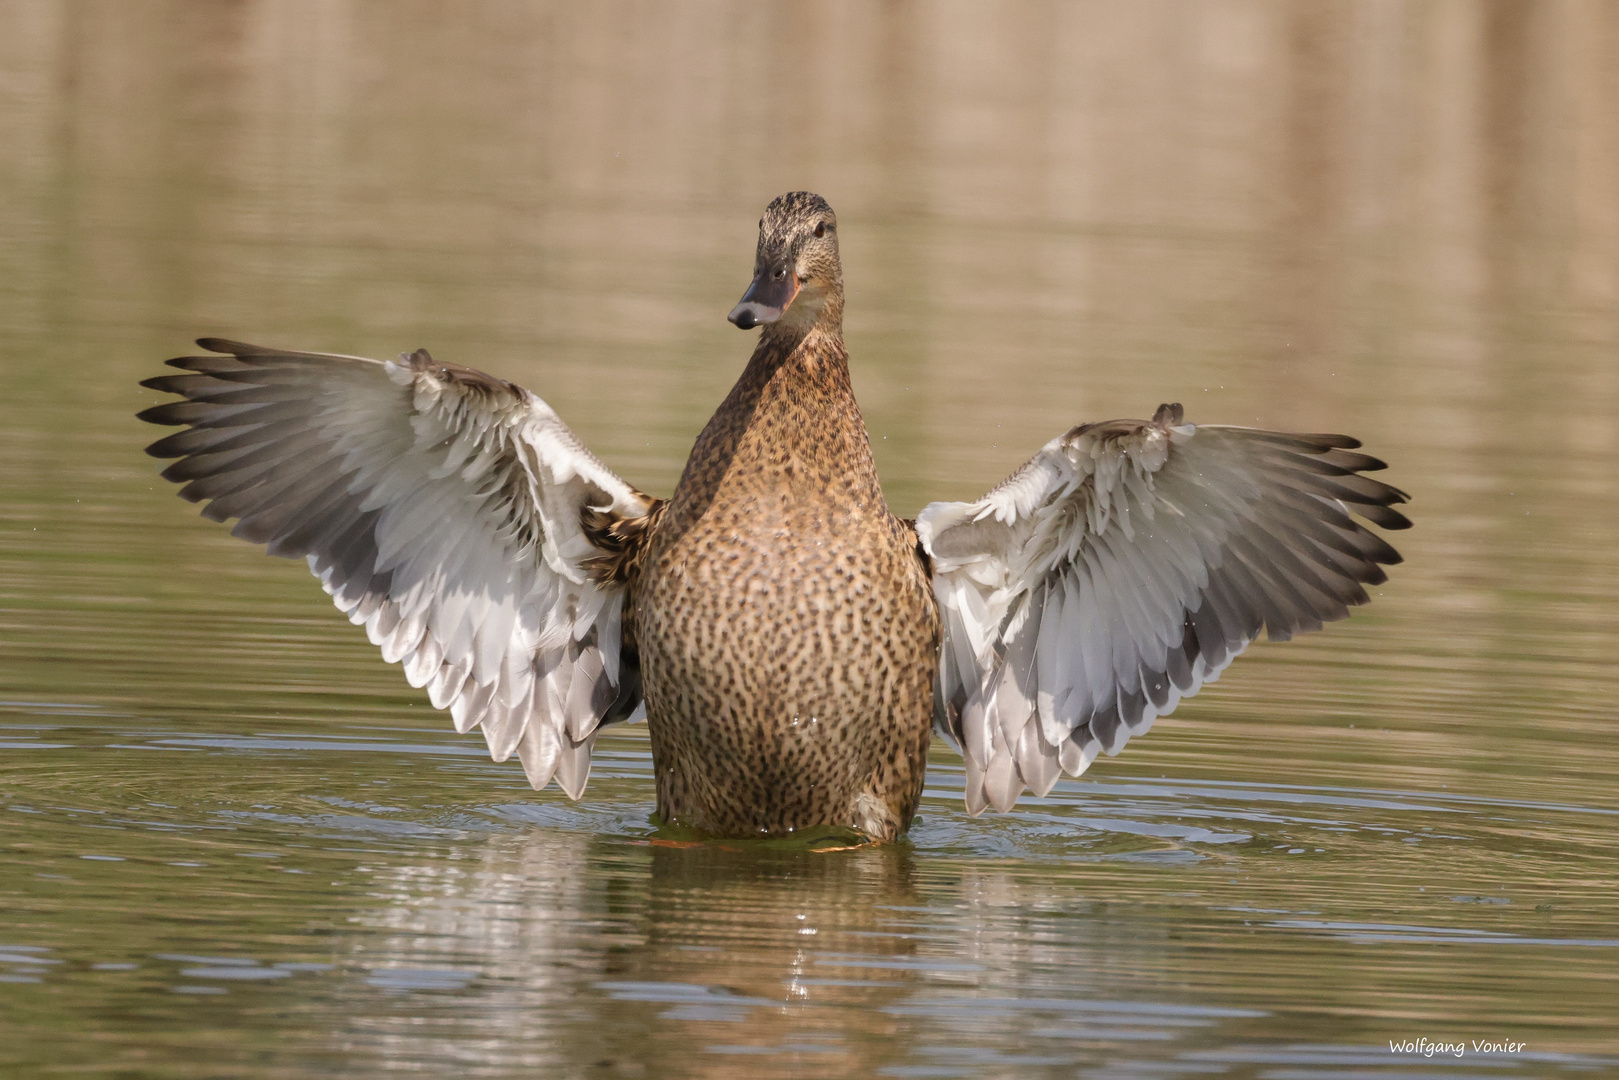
[4,690,1616,1075]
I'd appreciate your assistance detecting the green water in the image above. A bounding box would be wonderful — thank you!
[3,4,1618,1077]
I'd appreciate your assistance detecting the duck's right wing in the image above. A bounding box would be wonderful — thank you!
[139,338,659,799]
[916,404,1409,815]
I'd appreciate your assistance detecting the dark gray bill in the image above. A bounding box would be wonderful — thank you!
[727,268,801,329]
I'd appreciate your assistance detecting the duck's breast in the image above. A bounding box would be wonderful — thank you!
[637,479,937,837]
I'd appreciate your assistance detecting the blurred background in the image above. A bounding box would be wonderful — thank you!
[2,2,1617,1077]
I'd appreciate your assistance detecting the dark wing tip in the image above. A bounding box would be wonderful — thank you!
[1152,402,1184,426]
[136,402,188,428]
[1315,433,1362,449]
[195,337,264,355]
[142,428,193,458]
[1369,506,1413,531]
[1330,450,1388,472]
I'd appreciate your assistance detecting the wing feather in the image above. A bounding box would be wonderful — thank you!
[141,339,657,798]
[917,406,1407,814]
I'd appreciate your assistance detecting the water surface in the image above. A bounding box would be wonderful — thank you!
[3,3,1618,1077]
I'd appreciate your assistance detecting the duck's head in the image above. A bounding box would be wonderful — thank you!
[728,192,842,333]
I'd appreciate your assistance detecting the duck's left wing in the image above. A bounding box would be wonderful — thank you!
[916,404,1409,815]
[140,338,658,799]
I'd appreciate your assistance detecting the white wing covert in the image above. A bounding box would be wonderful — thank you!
[141,339,655,799]
[916,404,1409,815]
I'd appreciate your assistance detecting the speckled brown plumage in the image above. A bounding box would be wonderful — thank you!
[627,193,939,840]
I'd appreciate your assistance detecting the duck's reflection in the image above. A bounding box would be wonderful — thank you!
[340,829,934,1075]
[333,824,1246,1077]
[624,837,925,991]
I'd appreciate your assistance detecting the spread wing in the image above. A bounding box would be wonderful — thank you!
[139,338,659,799]
[915,403,1409,815]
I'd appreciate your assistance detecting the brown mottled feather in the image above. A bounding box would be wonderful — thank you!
[634,193,939,840]
[636,328,938,840]
[582,498,668,590]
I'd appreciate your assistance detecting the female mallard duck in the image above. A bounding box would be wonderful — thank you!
[140,191,1408,841]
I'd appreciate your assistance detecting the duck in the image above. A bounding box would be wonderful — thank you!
[139,191,1409,841]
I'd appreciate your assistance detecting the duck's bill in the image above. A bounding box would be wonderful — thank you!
[728,272,800,329]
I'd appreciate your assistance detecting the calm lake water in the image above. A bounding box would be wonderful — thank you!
[3,3,1618,1077]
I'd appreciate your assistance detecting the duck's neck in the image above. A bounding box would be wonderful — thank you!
[670,315,883,529]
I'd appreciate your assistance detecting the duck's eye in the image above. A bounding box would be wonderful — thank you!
[813,222,827,238]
